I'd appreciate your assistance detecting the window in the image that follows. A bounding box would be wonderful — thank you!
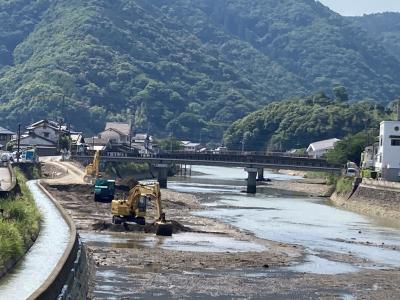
[380,136,383,146]
[43,132,50,138]
[391,139,400,146]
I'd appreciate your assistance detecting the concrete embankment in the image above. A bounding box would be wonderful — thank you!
[28,181,90,300]
[331,178,400,223]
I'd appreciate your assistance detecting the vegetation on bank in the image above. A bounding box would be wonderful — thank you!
[325,130,379,165]
[105,162,150,179]
[0,1,400,140]
[224,92,388,151]
[335,177,354,195]
[0,170,41,269]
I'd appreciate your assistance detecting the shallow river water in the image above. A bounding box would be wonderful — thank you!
[169,166,400,275]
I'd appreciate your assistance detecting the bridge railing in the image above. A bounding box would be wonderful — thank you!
[160,150,310,158]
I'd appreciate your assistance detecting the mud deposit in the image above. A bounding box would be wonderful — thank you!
[45,172,400,299]
[46,183,300,299]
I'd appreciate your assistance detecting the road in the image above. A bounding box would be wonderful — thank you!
[40,156,86,184]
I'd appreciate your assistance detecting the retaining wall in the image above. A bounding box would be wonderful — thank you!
[331,178,400,222]
[28,181,89,300]
[352,179,400,210]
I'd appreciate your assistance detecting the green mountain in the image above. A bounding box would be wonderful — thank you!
[223,92,387,151]
[0,0,399,139]
[351,12,400,61]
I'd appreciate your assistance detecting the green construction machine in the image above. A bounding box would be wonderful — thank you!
[84,150,116,202]
[94,178,116,202]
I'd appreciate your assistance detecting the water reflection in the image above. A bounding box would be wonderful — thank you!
[171,166,400,274]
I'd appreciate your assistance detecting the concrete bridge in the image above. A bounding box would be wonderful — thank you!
[73,151,341,194]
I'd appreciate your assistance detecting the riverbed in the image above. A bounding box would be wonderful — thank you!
[170,166,400,274]
[46,164,400,299]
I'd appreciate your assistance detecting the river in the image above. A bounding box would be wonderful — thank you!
[169,166,400,275]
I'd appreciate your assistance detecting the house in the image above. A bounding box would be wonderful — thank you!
[181,141,202,152]
[306,138,340,159]
[26,119,66,143]
[70,132,86,154]
[100,122,131,145]
[86,137,110,152]
[15,132,58,156]
[374,120,400,182]
[131,133,154,155]
[0,127,15,150]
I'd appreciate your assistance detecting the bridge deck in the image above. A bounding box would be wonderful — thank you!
[73,152,342,173]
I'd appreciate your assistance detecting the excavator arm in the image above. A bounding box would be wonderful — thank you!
[84,150,100,182]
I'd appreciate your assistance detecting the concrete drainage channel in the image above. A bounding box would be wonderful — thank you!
[0,180,90,300]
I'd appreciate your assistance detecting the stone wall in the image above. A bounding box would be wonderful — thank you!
[331,178,400,222]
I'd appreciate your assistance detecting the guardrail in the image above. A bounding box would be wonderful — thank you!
[28,181,88,300]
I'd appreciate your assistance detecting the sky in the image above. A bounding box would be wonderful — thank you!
[319,0,400,16]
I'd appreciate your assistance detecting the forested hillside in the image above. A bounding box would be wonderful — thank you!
[224,92,388,151]
[0,0,399,139]
[351,13,400,61]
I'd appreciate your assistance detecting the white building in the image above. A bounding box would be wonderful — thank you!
[26,119,66,143]
[131,133,154,155]
[374,121,400,182]
[306,138,340,159]
[181,141,202,152]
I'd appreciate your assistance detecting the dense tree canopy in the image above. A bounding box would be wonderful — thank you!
[224,92,387,151]
[0,0,399,140]
[351,13,400,61]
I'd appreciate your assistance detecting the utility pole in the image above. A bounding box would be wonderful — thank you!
[17,124,21,163]
[169,132,173,152]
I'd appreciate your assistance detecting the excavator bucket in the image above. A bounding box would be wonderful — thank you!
[155,221,173,236]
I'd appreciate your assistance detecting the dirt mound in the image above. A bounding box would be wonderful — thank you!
[92,219,193,234]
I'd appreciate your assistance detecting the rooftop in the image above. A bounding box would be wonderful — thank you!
[105,122,130,136]
[308,138,340,151]
[0,126,15,135]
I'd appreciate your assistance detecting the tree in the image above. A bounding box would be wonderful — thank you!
[326,130,378,165]
[333,85,349,102]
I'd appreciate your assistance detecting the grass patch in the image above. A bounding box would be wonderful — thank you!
[305,171,338,185]
[106,162,150,178]
[0,169,41,268]
[335,177,354,195]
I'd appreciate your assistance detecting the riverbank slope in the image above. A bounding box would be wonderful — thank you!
[0,170,41,279]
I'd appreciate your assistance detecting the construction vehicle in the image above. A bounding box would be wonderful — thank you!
[84,150,115,202]
[111,182,173,236]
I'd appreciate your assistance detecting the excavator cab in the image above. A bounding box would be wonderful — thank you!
[111,182,173,235]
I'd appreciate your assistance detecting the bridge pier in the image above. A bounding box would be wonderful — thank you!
[245,168,258,194]
[257,168,265,181]
[156,164,168,188]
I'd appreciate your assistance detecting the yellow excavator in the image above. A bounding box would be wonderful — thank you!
[84,150,101,183]
[111,182,173,236]
[84,150,115,202]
